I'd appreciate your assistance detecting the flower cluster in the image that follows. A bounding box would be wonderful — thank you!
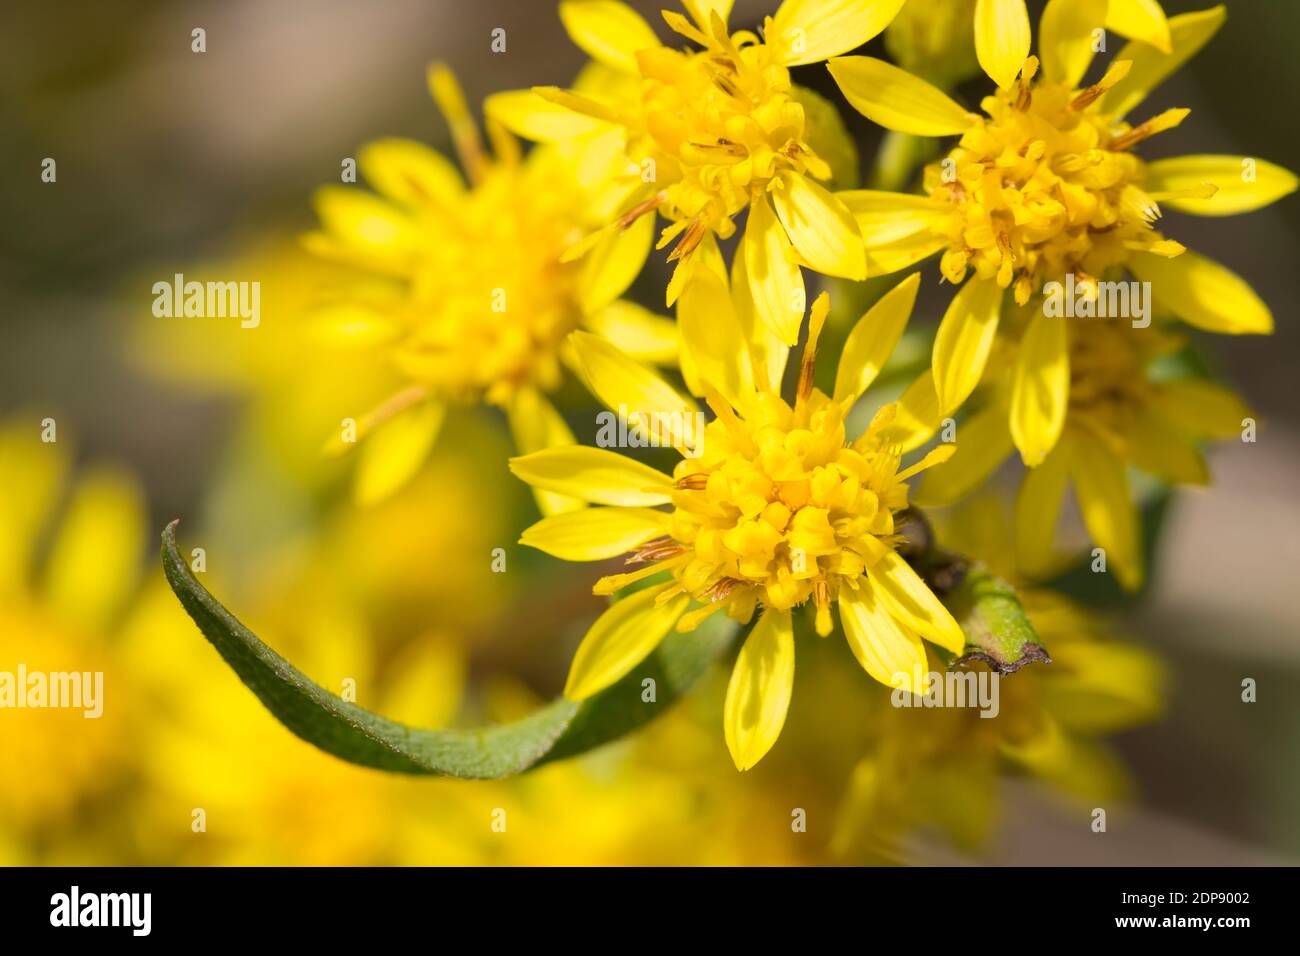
[303,0,1291,771]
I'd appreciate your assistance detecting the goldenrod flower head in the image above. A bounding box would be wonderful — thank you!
[306,64,672,505]
[830,3,1294,580]
[833,493,1166,859]
[308,65,644,406]
[834,4,1294,414]
[494,0,907,342]
[925,55,1189,301]
[918,315,1255,591]
[511,279,968,770]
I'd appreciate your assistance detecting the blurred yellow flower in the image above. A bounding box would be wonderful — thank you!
[917,320,1254,589]
[306,64,675,508]
[0,420,145,861]
[512,281,966,770]
[491,0,891,343]
[833,494,1165,860]
[828,3,1293,587]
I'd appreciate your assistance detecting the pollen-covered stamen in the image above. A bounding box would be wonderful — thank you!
[1109,108,1190,151]
[1070,60,1132,111]
[1014,56,1038,111]
[618,191,668,230]
[626,537,688,565]
[703,577,745,602]
[796,293,831,405]
[667,218,708,261]
[925,68,1189,293]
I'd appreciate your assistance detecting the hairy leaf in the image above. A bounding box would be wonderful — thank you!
[161,521,734,778]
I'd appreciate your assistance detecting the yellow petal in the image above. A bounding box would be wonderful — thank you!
[838,577,927,693]
[1129,249,1272,334]
[880,368,942,452]
[1039,0,1107,87]
[1144,155,1298,216]
[932,278,1003,416]
[1106,0,1172,54]
[837,189,948,247]
[583,300,678,365]
[1066,428,1143,591]
[44,468,145,631]
[506,388,584,516]
[833,272,919,403]
[570,330,699,452]
[313,186,422,258]
[743,195,805,346]
[558,0,660,73]
[484,89,612,142]
[914,403,1013,507]
[867,551,965,653]
[509,446,674,506]
[353,399,445,506]
[520,506,669,560]
[731,245,791,391]
[565,583,689,699]
[1101,6,1225,119]
[578,212,654,313]
[772,172,867,280]
[1125,410,1209,486]
[1045,640,1165,734]
[677,267,756,412]
[827,56,979,136]
[974,0,1031,88]
[357,138,464,207]
[1010,313,1069,467]
[865,230,947,275]
[723,609,795,771]
[1014,441,1070,578]
[1148,378,1252,440]
[771,0,907,66]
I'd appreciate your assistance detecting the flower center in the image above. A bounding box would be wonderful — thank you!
[924,59,1186,305]
[653,389,916,631]
[632,19,827,259]
[391,165,587,406]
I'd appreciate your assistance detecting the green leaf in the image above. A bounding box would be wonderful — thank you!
[941,563,1050,673]
[160,521,734,778]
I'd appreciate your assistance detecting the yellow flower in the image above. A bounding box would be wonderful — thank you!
[306,64,675,507]
[833,4,1294,416]
[510,280,965,771]
[917,319,1253,590]
[490,0,899,343]
[828,3,1293,587]
[832,493,1166,860]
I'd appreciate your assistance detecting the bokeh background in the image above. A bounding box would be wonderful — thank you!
[1,0,1297,864]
